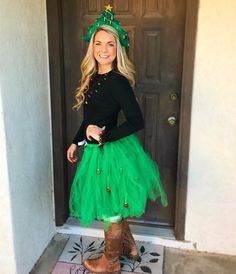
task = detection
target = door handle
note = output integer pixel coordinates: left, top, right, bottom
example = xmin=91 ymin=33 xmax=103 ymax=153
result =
xmin=167 ymin=116 xmax=177 ymax=127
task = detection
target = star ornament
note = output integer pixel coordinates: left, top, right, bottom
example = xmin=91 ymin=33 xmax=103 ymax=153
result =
xmin=105 ymin=4 xmax=113 ymax=11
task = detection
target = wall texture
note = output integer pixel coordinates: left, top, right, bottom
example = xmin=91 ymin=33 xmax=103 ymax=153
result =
xmin=0 ymin=92 xmax=16 ymax=274
xmin=0 ymin=1 xmax=55 ymax=273
xmin=186 ymin=0 xmax=236 ymax=255
xmin=1 ymin=1 xmax=236 ymax=273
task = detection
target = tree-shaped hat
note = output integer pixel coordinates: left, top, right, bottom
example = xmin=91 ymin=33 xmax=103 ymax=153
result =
xmin=83 ymin=5 xmax=129 ymax=48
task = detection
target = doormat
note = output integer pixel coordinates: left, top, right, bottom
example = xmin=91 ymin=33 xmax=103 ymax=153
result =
xmin=52 ymin=235 xmax=164 ymax=274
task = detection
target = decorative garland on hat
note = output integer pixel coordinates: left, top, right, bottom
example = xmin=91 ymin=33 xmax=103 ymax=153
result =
xmin=83 ymin=5 xmax=130 ymax=48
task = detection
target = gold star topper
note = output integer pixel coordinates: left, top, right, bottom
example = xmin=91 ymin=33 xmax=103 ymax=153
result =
xmin=105 ymin=4 xmax=113 ymax=11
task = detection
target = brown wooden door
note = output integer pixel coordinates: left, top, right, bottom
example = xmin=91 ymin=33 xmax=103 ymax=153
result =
xmin=61 ymin=0 xmax=186 ymax=228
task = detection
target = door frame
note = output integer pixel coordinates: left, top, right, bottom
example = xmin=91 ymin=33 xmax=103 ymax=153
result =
xmin=46 ymin=0 xmax=199 ymax=240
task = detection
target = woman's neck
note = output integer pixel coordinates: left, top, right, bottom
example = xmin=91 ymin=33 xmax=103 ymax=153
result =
xmin=97 ymin=65 xmax=113 ymax=75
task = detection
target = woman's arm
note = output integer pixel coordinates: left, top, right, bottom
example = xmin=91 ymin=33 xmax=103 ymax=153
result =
xmin=72 ymin=120 xmax=86 ymax=145
xmin=67 ymin=120 xmax=86 ymax=163
xmin=102 ymin=75 xmax=144 ymax=142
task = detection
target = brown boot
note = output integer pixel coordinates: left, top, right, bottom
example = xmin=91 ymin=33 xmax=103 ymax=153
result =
xmin=83 ymin=221 xmax=123 ymax=274
xmin=121 ymin=219 xmax=140 ymax=261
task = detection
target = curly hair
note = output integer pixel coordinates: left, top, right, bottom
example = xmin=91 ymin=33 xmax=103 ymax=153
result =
xmin=73 ymin=25 xmax=135 ymax=110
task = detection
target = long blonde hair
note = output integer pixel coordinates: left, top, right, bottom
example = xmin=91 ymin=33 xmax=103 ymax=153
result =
xmin=73 ymin=25 xmax=135 ymax=110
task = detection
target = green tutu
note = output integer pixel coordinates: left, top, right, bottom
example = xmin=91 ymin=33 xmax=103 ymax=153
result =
xmin=69 ymin=134 xmax=168 ymax=228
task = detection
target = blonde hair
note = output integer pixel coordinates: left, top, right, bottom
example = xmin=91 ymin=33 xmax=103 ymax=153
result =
xmin=73 ymin=25 xmax=135 ymax=110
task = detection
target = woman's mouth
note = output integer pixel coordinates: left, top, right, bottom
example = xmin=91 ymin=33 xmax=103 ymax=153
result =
xmin=99 ymin=55 xmax=109 ymax=59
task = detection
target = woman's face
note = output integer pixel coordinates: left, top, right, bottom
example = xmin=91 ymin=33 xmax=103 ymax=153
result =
xmin=93 ymin=30 xmax=117 ymax=71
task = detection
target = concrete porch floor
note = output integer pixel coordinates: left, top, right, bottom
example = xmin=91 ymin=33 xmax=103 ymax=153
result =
xmin=30 ymin=233 xmax=236 ymax=274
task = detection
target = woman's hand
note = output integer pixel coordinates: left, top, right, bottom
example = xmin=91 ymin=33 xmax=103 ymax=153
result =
xmin=67 ymin=143 xmax=79 ymax=163
xmin=86 ymin=125 xmax=105 ymax=141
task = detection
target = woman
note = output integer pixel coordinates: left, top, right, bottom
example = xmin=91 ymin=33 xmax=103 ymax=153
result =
xmin=67 ymin=5 xmax=168 ymax=274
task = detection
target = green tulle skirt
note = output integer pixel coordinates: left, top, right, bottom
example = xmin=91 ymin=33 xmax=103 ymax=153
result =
xmin=69 ymin=134 xmax=168 ymax=228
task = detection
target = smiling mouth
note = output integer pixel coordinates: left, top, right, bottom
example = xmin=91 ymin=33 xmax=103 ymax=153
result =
xmin=99 ymin=55 xmax=109 ymax=58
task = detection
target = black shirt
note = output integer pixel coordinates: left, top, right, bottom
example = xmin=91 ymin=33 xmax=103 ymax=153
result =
xmin=72 ymin=70 xmax=144 ymax=145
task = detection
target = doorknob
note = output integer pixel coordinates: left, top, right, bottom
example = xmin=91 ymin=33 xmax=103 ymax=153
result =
xmin=167 ymin=116 xmax=177 ymax=127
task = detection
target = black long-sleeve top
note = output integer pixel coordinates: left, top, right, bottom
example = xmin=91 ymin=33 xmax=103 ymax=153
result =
xmin=72 ymin=70 xmax=144 ymax=145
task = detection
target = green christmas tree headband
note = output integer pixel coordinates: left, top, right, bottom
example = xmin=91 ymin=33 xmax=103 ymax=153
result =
xmin=83 ymin=5 xmax=130 ymax=48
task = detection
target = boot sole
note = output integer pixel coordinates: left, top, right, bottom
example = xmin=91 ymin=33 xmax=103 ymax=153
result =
xmin=82 ymin=262 xmax=121 ymax=274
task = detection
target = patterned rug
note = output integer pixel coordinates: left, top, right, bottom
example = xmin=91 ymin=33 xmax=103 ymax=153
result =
xmin=52 ymin=235 xmax=164 ymax=274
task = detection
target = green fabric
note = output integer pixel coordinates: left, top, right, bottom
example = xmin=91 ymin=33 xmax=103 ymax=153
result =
xmin=69 ymin=134 xmax=168 ymax=229
xmin=103 ymin=214 xmax=122 ymax=231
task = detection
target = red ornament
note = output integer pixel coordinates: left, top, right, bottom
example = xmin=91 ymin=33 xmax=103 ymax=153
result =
xmin=124 ymin=202 xmax=128 ymax=208
xmin=106 ymin=187 xmax=111 ymax=193
xmin=99 ymin=130 xmax=105 ymax=145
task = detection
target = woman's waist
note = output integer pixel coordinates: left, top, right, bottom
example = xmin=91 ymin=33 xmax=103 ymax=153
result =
xmin=84 ymin=119 xmax=117 ymax=129
xmin=84 ymin=120 xmax=117 ymax=144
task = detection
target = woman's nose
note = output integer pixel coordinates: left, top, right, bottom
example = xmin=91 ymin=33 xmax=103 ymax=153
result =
xmin=101 ymin=45 xmax=108 ymax=53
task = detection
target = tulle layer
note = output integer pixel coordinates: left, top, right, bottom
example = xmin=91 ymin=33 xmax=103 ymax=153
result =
xmin=69 ymin=134 xmax=168 ymax=227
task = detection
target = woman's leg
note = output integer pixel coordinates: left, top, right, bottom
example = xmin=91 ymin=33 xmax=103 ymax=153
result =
xmin=83 ymin=217 xmax=123 ymax=274
xmin=121 ymin=218 xmax=140 ymax=260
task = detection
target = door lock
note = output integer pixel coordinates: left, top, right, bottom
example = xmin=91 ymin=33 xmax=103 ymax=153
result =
xmin=170 ymin=93 xmax=179 ymax=101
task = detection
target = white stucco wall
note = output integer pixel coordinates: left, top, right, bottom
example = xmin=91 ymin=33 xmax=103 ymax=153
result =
xmin=0 ymin=1 xmax=55 ymax=273
xmin=186 ymin=0 xmax=236 ymax=255
xmin=0 ymin=92 xmax=16 ymax=274
xmin=1 ymin=1 xmax=236 ymax=273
